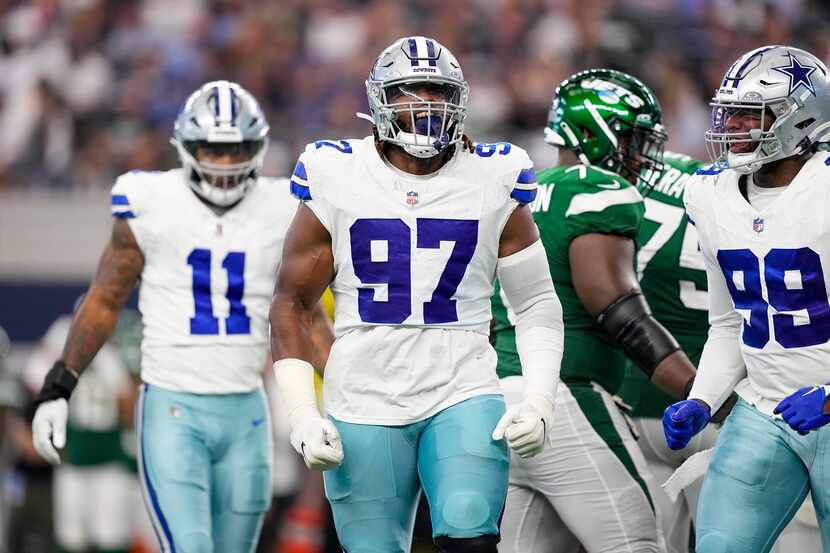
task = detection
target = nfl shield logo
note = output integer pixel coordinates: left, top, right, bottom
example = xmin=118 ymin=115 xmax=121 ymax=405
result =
xmin=752 ymin=217 xmax=764 ymax=233
xmin=406 ymin=191 xmax=419 ymax=205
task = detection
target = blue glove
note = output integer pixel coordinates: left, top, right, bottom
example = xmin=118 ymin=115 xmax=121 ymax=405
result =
xmin=663 ymin=400 xmax=711 ymax=450
xmin=774 ymin=385 xmax=830 ymax=435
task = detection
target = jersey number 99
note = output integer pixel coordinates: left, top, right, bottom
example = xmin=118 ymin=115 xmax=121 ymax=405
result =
xmin=718 ymin=247 xmax=830 ymax=349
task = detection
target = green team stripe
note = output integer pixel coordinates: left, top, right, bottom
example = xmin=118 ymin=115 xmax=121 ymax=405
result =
xmin=565 ymin=187 xmax=643 ymax=217
xmin=566 ymin=382 xmax=655 ymax=512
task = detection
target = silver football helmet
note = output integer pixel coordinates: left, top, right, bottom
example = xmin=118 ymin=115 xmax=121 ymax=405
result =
xmin=366 ymin=36 xmax=469 ymax=158
xmin=706 ymin=45 xmax=830 ymax=174
xmin=172 ymin=81 xmax=269 ymax=206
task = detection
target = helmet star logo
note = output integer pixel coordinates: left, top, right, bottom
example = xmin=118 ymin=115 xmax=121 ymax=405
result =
xmin=772 ymin=53 xmax=817 ymax=96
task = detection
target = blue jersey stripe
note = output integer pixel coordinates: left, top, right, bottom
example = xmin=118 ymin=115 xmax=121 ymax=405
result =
xmin=112 ymin=210 xmax=136 ymax=219
xmin=293 ymin=161 xmax=308 ymax=180
xmin=687 ymin=213 xmax=696 ymax=226
xmin=291 ymin=180 xmax=312 ymax=201
xmin=516 ymin=168 xmax=536 ymax=185
xmin=111 ymin=194 xmax=130 ymax=206
xmin=511 ymin=187 xmax=537 ymax=204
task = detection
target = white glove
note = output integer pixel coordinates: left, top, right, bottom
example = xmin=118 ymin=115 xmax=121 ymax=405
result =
xmin=288 ymin=405 xmax=344 ymax=471
xmin=492 ymin=393 xmax=554 ymax=458
xmin=32 ymin=398 xmax=68 ymax=465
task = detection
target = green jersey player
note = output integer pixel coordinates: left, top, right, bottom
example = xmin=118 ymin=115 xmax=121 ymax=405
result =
xmin=618 ymin=151 xmax=708 ymax=417
xmin=495 ymin=69 xmax=698 ymax=553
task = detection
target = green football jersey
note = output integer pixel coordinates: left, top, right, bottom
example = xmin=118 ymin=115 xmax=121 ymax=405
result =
xmin=492 ymin=164 xmax=644 ymax=394
xmin=617 ymin=151 xmax=708 ymax=417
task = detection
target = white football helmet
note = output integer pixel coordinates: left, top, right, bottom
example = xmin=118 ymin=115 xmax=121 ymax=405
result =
xmin=172 ymin=81 xmax=269 ymax=206
xmin=706 ymin=45 xmax=830 ymax=174
xmin=366 ymin=36 xmax=469 ymax=158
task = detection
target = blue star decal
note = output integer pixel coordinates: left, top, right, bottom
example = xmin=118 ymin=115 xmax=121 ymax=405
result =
xmin=772 ymin=53 xmax=817 ymax=96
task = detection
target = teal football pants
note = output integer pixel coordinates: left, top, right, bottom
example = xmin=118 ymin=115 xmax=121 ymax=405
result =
xmin=697 ymin=398 xmax=830 ymax=553
xmin=137 ymin=384 xmax=273 ymax=553
xmin=324 ymin=394 xmax=509 ymax=553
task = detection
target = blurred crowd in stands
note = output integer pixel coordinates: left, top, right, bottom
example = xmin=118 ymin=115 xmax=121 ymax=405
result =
xmin=0 ymin=0 xmax=827 ymax=192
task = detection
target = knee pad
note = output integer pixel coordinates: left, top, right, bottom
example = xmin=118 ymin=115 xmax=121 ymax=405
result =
xmin=440 ymin=491 xmax=494 ymax=531
xmin=696 ymin=532 xmax=734 ymax=553
xmin=435 ymin=535 xmax=499 ymax=553
xmin=176 ymin=530 xmax=213 ymax=553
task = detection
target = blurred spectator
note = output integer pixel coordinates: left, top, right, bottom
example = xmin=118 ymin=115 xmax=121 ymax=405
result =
xmin=0 ymin=0 xmax=826 ymax=191
xmin=0 ymin=326 xmax=21 ymax=553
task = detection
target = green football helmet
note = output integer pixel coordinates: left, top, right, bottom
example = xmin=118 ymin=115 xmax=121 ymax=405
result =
xmin=545 ymin=69 xmax=667 ymax=186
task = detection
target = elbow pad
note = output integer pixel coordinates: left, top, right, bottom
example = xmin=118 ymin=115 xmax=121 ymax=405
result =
xmin=598 ymin=291 xmax=680 ymax=377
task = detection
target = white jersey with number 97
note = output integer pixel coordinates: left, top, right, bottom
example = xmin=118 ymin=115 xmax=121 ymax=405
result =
xmin=111 ymin=169 xmax=298 ymax=394
xmin=291 ymin=136 xmax=537 ymax=424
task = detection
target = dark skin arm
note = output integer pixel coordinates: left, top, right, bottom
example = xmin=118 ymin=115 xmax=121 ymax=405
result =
xmin=309 ymin=302 xmax=335 ymax=375
xmin=270 ymin=204 xmax=335 ymax=363
xmin=570 ymin=233 xmax=695 ymax=399
xmin=61 ymin=219 xmax=144 ymax=375
xmin=498 ymin=204 xmax=541 ymax=258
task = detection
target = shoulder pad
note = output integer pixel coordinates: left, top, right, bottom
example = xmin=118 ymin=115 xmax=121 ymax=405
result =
xmin=304 ymin=138 xmax=362 ymax=164
xmin=110 ymin=170 xmax=152 ymax=219
xmin=292 ymin=138 xmax=364 ymax=202
xmin=558 ymin=164 xmax=631 ymax=189
xmin=469 ymin=142 xmax=538 ymax=205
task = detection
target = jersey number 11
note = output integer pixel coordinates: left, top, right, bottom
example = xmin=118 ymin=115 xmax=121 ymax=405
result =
xmin=187 ymin=248 xmax=250 ymax=335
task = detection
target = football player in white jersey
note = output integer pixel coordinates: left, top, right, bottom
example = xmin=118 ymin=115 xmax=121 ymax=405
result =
xmin=29 ymin=81 xmax=333 ymax=553
xmin=270 ymin=36 xmax=564 ymax=553
xmin=663 ymin=45 xmax=830 ymax=552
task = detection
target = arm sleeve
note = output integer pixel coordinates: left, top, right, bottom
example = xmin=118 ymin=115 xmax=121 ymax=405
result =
xmin=687 ymin=205 xmax=746 ymax=412
xmin=497 ymin=240 xmax=564 ymax=403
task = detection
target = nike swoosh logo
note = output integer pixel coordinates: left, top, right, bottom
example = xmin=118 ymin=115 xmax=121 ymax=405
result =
xmin=596 ymin=182 xmax=622 ymax=190
xmin=252 ymin=417 xmax=265 ymax=427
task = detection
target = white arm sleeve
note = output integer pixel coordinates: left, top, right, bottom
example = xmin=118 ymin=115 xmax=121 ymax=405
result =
xmin=689 ymin=241 xmax=746 ymax=412
xmin=272 ymin=358 xmax=320 ymax=419
xmin=497 ymin=240 xmax=564 ymax=404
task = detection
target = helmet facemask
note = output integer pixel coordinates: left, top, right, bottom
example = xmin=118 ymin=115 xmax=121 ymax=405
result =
xmin=705 ymin=99 xmax=786 ymax=174
xmin=375 ymin=80 xmax=467 ymax=158
xmin=615 ymin=121 xmax=668 ymax=191
xmin=173 ymin=80 xmax=270 ymax=208
xmin=176 ymin=139 xmax=268 ymax=207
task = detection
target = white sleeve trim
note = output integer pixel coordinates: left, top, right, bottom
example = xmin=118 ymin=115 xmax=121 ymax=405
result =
xmin=565 ymin=186 xmax=642 ymax=217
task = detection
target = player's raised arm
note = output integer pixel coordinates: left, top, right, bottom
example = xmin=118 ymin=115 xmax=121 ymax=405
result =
xmin=492 ymin=204 xmax=564 ymax=458
xmin=270 ymin=203 xmax=342 ymax=471
xmin=570 ymin=230 xmax=695 ymax=400
xmin=32 ymin=218 xmax=144 ymax=464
